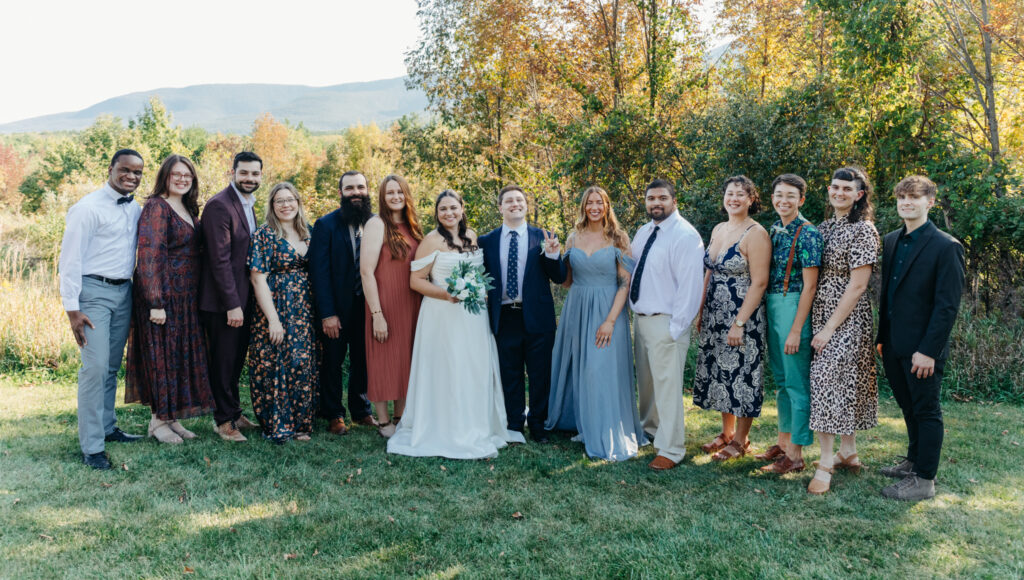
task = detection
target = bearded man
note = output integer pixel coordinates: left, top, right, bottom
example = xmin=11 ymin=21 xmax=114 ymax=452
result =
xmin=309 ymin=171 xmax=378 ymax=434
xmin=199 ymin=151 xmax=264 ymax=442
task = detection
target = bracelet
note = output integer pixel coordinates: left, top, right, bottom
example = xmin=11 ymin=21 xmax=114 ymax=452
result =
xmin=371 ymin=310 xmax=383 ymax=316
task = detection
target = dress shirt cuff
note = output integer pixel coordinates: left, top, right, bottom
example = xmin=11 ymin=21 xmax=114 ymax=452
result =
xmin=63 ymin=298 xmax=80 ymax=312
xmin=543 ymin=249 xmax=561 ymax=260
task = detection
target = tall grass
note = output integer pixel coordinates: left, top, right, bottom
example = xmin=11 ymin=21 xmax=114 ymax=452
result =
xmin=945 ymin=307 xmax=1024 ymax=403
xmin=0 ymin=243 xmax=79 ymax=377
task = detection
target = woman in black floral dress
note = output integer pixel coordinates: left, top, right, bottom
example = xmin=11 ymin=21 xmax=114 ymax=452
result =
xmin=248 ymin=182 xmax=318 ymax=443
xmin=693 ymin=175 xmax=771 ymax=461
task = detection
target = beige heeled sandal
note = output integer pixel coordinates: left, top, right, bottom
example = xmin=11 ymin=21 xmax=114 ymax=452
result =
xmin=149 ymin=418 xmax=183 ymax=444
xmin=167 ymin=420 xmax=197 ymax=440
xmin=807 ymin=466 xmax=834 ymax=495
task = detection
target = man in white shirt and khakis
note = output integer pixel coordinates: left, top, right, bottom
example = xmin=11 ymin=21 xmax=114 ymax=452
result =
xmin=629 ymin=179 xmax=705 ymax=470
xmin=59 ymin=149 xmax=146 ymax=470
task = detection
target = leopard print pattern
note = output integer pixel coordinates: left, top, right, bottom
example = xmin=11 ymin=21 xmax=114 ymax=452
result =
xmin=809 ymin=217 xmax=880 ymax=435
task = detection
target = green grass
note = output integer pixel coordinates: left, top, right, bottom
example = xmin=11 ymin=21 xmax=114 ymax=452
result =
xmin=1 ymin=375 xmax=1022 ymax=579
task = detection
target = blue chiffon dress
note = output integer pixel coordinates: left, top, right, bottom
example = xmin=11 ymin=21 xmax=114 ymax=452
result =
xmin=546 ymin=246 xmax=647 ymax=461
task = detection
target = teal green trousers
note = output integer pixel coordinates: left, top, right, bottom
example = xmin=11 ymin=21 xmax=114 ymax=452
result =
xmin=766 ymin=293 xmax=813 ymax=446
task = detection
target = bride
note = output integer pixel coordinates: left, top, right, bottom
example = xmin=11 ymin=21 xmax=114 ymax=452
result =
xmin=387 ymin=190 xmax=525 ymax=459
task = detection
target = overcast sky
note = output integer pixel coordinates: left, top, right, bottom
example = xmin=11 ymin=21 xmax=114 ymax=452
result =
xmin=1 ymin=0 xmax=722 ymax=125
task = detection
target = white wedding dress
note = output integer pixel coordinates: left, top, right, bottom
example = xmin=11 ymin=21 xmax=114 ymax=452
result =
xmin=387 ymin=249 xmax=525 ymax=459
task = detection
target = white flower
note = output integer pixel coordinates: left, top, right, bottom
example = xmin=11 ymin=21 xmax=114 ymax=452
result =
xmin=455 ymin=278 xmax=467 ymax=291
xmin=458 ymin=289 xmax=471 ymax=300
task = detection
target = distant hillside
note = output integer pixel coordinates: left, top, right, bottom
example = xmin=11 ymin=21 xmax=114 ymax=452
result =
xmin=0 ymin=77 xmax=428 ymax=134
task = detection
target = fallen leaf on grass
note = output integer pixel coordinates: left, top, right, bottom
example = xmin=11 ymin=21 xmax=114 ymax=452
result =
xmin=284 ymin=553 xmax=299 ymax=560
xmin=183 ymin=566 xmax=194 ymax=574
xmin=345 ymin=474 xmax=353 ymax=484
xmin=487 ymin=479 xmax=495 ymax=484
xmin=274 ymin=482 xmax=280 ymax=488
xmin=947 ymin=458 xmax=957 ymax=464
xmin=38 ymin=534 xmax=53 ymax=541
xmin=499 ymin=551 xmax=505 ymax=557
xmin=388 ymin=516 xmax=395 ymax=523
xmin=490 ymin=465 xmax=494 ymax=471
xmin=121 ymin=463 xmax=129 ymax=471
xmin=204 ymin=457 xmax=211 ymax=467
xmin=357 ymin=468 xmax=362 ymax=475
xmin=12 ymin=498 xmax=20 ymax=505
xmin=312 ymin=549 xmax=319 ymax=557
xmin=1013 ymin=442 xmax=1020 ymax=446
xmin=752 ymin=524 xmax=766 ymax=532
xmin=100 ymin=482 xmax=112 ymax=488
xmin=969 ymin=478 xmax=979 ymax=483
xmin=229 ymin=527 xmax=237 ymax=533
xmin=408 ymin=507 xmax=418 ymax=512
xmin=440 ymin=465 xmax=447 ymax=471
xmin=1002 ymin=430 xmax=1009 ymax=436
xmin=511 ymin=511 xmax=524 ymax=520
xmin=893 ymin=552 xmax=900 ymax=559
xmin=618 ymin=480 xmax=627 ymax=485
xmin=335 ymin=459 xmax=342 ymax=463
xmin=754 ymin=489 xmax=765 ymax=494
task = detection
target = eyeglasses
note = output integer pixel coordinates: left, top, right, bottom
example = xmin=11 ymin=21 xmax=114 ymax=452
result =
xmin=170 ymin=172 xmax=193 ymax=182
xmin=274 ymin=197 xmax=298 ymax=206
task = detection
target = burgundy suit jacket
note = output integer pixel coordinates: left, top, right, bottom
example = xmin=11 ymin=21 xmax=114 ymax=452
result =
xmin=199 ymin=185 xmax=255 ymax=313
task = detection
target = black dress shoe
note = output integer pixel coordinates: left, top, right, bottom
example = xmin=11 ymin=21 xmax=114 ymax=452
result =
xmin=104 ymin=427 xmax=143 ymax=443
xmin=82 ymin=452 xmax=112 ymax=470
xmin=530 ymin=430 xmax=552 ymax=444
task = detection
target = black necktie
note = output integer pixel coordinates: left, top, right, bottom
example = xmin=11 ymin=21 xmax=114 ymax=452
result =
xmin=354 ymin=227 xmax=363 ymax=295
xmin=630 ymin=225 xmax=659 ymax=303
xmin=506 ymin=231 xmax=519 ymax=301
xmin=116 ymin=195 xmax=134 ymax=205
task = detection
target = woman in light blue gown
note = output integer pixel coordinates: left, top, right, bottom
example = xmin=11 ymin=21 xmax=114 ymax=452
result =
xmin=546 ymin=186 xmax=647 ymax=461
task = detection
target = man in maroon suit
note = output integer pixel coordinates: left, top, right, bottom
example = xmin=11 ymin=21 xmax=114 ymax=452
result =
xmin=200 ymin=151 xmax=263 ymax=442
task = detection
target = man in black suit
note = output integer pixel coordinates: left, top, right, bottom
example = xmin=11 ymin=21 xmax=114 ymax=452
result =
xmin=479 ymin=184 xmax=567 ymax=442
xmin=309 ymin=171 xmax=377 ymax=435
xmin=877 ymin=175 xmax=965 ymax=501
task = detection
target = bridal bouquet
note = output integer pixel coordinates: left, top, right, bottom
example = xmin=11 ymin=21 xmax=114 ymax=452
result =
xmin=445 ymin=261 xmax=494 ymax=315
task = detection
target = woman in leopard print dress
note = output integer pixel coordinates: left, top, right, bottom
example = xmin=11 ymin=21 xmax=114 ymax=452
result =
xmin=807 ymin=167 xmax=880 ymax=495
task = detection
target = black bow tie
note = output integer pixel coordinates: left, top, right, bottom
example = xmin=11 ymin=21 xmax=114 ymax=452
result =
xmin=116 ymin=195 xmax=135 ymax=205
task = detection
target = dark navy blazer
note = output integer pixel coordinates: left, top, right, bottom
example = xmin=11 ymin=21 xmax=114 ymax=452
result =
xmin=479 ymin=225 xmax=567 ymax=335
xmin=309 ymin=208 xmax=362 ymax=326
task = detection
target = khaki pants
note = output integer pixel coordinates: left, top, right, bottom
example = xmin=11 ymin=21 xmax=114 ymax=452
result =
xmin=634 ymin=313 xmax=690 ymax=463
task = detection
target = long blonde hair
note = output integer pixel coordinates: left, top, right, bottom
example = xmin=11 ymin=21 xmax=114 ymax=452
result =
xmin=265 ymin=182 xmax=311 ymax=240
xmin=574 ymin=186 xmax=630 ymax=252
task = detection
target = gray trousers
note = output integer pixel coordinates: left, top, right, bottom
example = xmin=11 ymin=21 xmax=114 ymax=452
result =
xmin=77 ymin=277 xmax=132 ymax=455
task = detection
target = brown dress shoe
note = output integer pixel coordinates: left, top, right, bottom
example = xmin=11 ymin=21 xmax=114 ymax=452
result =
xmin=354 ymin=415 xmax=379 ymax=427
xmin=754 ymin=444 xmax=785 ymax=462
xmin=234 ymin=415 xmax=259 ymax=430
xmin=760 ymin=455 xmax=805 ymax=474
xmin=328 ymin=418 xmax=348 ymax=435
xmin=214 ymin=421 xmax=247 ymax=442
xmin=648 ymin=455 xmax=679 ymax=471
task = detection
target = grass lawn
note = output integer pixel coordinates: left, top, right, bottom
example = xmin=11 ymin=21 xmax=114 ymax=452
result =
xmin=1 ymin=375 xmax=1022 ymax=579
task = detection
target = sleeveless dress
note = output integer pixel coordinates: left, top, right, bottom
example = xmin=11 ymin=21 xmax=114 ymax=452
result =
xmin=387 ymin=249 xmax=526 ymax=459
xmin=546 ymin=246 xmax=647 ymax=461
xmin=126 ymin=197 xmax=213 ymax=420
xmin=246 ymin=225 xmax=319 ymax=442
xmin=364 ymin=222 xmax=422 ymax=402
xmin=693 ymin=227 xmax=766 ymax=418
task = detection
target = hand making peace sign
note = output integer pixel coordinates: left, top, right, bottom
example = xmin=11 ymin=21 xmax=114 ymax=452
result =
xmin=542 ymin=229 xmax=561 ymax=255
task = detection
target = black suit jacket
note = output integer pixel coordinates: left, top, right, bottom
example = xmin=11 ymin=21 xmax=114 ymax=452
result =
xmin=480 ymin=225 xmax=567 ymax=335
xmin=877 ymin=220 xmax=965 ymax=360
xmin=199 ymin=186 xmax=255 ymax=313
xmin=309 ymin=208 xmax=367 ymax=326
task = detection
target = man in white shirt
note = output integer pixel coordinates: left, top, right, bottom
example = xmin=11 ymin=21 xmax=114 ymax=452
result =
xmin=59 ymin=149 xmax=146 ymax=470
xmin=629 ymin=179 xmax=705 ymax=470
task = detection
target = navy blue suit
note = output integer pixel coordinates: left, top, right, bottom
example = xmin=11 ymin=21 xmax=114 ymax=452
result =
xmin=480 ymin=225 xmax=567 ymax=433
xmin=309 ymin=208 xmax=372 ymax=422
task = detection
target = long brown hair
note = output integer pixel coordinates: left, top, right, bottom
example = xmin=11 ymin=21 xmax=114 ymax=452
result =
xmin=378 ymin=174 xmax=424 ymax=259
xmin=574 ymin=186 xmax=630 ymax=252
xmin=265 ymin=182 xmax=311 ymax=240
xmin=435 ymin=190 xmax=475 ymax=252
xmin=149 ymin=154 xmax=200 ymax=216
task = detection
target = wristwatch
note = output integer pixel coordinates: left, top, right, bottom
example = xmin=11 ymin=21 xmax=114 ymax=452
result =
xmin=733 ymin=319 xmax=746 ymax=328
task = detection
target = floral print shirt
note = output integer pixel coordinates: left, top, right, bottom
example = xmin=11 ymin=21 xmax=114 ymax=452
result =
xmin=768 ymin=215 xmax=823 ymax=295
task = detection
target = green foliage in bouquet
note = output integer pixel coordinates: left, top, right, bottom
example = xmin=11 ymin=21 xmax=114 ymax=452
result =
xmin=444 ymin=260 xmax=494 ymax=315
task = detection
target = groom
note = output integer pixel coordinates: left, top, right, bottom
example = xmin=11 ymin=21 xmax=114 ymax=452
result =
xmin=480 ymin=184 xmax=567 ymax=443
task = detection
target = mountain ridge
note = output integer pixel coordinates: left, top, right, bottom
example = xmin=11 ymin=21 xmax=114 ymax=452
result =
xmin=0 ymin=77 xmax=428 ymax=134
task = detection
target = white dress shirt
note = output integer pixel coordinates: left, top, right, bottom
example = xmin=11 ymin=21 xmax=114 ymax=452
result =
xmin=59 ymin=183 xmax=142 ymax=311
xmin=629 ymin=210 xmax=705 ymax=341
xmin=499 ymin=222 xmax=561 ymax=304
xmin=231 ymin=182 xmax=256 ymax=235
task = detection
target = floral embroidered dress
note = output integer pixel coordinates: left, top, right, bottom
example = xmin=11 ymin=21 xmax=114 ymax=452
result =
xmin=693 ymin=226 xmax=766 ymax=418
xmin=126 ymin=197 xmax=213 ymax=420
xmin=247 ymin=225 xmax=319 ymax=442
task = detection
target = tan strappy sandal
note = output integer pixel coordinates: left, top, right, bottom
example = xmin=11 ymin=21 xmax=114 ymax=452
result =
xmin=167 ymin=420 xmax=197 ymax=440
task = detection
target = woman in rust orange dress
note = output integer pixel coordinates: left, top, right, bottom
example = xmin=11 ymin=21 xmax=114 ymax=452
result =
xmin=360 ymin=174 xmax=424 ymax=437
